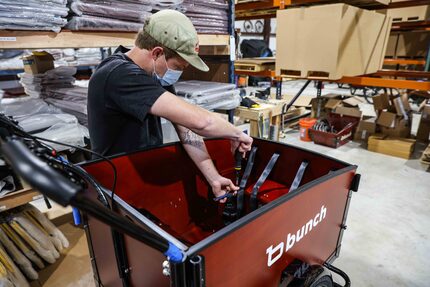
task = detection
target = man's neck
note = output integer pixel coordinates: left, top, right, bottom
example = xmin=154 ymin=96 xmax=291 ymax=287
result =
xmin=125 ymin=47 xmax=153 ymax=75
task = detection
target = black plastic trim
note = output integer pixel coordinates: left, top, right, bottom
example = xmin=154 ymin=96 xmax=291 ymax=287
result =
xmin=350 ymin=173 xmax=361 ymax=192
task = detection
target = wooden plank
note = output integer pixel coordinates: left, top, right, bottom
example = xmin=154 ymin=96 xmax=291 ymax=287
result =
xmin=0 ymin=188 xmax=41 ymax=212
xmin=0 ymin=30 xmax=229 ymax=49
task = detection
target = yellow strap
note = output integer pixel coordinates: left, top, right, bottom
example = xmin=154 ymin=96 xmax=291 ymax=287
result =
xmin=0 ymin=261 xmax=7 ymax=277
xmin=0 ymin=247 xmax=13 ymax=272
xmin=0 ymin=224 xmax=30 ymax=253
xmin=9 ymin=222 xmax=38 ymax=251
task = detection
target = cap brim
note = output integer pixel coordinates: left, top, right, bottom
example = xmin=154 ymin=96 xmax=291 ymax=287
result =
xmin=178 ymin=52 xmax=209 ymax=72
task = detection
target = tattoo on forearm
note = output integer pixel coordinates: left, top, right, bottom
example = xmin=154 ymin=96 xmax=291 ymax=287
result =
xmin=182 ymin=129 xmax=204 ymax=148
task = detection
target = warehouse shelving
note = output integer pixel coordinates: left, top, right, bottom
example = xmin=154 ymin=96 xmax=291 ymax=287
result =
xmin=235 ymin=0 xmax=430 ymax=92
xmin=236 ymin=0 xmax=389 ymax=20
xmin=0 ymin=187 xmax=41 ymax=212
xmin=336 ymin=75 xmax=430 ymax=91
xmin=0 ymin=30 xmax=230 ymax=53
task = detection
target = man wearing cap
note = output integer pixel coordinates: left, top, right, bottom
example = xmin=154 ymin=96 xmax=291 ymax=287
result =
xmin=88 ymin=10 xmax=253 ymax=202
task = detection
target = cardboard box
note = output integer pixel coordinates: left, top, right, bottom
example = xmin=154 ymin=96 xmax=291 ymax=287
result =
xmin=420 ymin=144 xmax=430 ymax=166
xmin=325 ymin=99 xmax=343 ymax=110
xmin=417 ymin=105 xmax=430 ymax=141
xmin=354 ymin=118 xmax=377 ymax=142
xmin=381 ymin=118 xmax=411 ymax=138
xmin=334 ymin=106 xmax=362 ymax=118
xmin=276 ymin=4 xmax=392 ymax=80
xmin=343 ymin=96 xmax=365 ymax=107
xmin=373 ymin=93 xmax=391 ymax=111
xmin=283 ymin=95 xmax=313 ymax=107
xmin=368 ymin=135 xmax=416 ymax=159
xmin=377 ymin=111 xmax=397 ymax=128
xmin=380 ymin=5 xmax=430 ymax=23
xmin=384 ymin=33 xmax=397 ymax=57
xmin=395 ymin=31 xmax=430 ymax=58
xmin=22 ymin=51 xmax=54 ymax=75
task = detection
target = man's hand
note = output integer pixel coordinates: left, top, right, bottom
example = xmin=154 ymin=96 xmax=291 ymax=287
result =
xmin=231 ymin=132 xmax=253 ymax=155
xmin=210 ymin=176 xmax=239 ymax=204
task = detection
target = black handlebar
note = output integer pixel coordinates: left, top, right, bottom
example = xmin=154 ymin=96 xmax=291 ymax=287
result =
xmin=0 ymin=138 xmax=80 ymax=206
xmin=0 ymin=137 xmax=183 ymax=262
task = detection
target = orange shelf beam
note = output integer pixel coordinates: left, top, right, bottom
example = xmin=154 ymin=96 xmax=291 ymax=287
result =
xmin=236 ymin=0 xmax=285 ymax=11
xmin=337 ymin=76 xmax=430 ymax=91
xmin=235 ymin=69 xmax=276 ymax=77
xmin=383 ymin=59 xmax=426 ymax=66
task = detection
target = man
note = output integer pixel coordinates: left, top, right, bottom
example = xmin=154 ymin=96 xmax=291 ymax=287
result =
xmin=88 ymin=10 xmax=253 ymax=202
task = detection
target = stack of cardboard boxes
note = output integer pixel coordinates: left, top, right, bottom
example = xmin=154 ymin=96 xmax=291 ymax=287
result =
xmin=311 ymin=94 xmax=363 ymax=120
xmin=353 ymin=93 xmax=425 ymax=159
xmin=276 ymin=4 xmax=392 ymax=80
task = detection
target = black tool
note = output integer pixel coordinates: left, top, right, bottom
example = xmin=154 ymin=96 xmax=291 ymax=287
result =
xmin=234 ymin=150 xmax=243 ymax=186
xmin=241 ymin=97 xmax=260 ymax=109
xmin=222 ymin=150 xmax=243 ymax=225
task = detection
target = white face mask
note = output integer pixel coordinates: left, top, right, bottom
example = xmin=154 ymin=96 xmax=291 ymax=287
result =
xmin=153 ymin=56 xmax=183 ymax=86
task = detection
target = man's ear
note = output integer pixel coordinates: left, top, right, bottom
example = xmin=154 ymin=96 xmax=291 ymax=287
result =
xmin=151 ymin=47 xmax=164 ymax=60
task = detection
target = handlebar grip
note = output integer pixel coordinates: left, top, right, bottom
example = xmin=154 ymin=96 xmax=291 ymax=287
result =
xmin=0 ymin=139 xmax=80 ymax=206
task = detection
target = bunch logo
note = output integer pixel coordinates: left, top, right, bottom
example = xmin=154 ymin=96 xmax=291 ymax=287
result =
xmin=266 ymin=205 xmax=327 ymax=267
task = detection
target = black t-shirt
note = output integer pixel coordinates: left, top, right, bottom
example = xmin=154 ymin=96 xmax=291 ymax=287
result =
xmin=87 ymin=46 xmax=173 ymax=156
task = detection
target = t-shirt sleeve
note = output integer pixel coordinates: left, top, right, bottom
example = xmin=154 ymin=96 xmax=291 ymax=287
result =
xmin=106 ymin=64 xmax=166 ymax=122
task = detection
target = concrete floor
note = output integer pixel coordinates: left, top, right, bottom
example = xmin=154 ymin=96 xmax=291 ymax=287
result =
xmin=280 ymin=131 xmax=430 ymax=287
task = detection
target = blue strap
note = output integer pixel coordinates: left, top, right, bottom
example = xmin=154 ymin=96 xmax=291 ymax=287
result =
xmin=164 ymin=242 xmax=184 ymax=263
xmin=213 ymin=192 xmax=234 ymax=202
xmin=72 ymin=207 xmax=82 ymax=225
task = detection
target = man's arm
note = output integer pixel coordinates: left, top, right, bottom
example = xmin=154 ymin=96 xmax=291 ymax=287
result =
xmin=150 ymin=91 xmax=252 ymax=153
xmin=174 ymin=124 xmax=237 ymax=203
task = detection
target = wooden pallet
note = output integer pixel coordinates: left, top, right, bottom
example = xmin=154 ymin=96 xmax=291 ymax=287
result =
xmin=381 ymin=5 xmax=430 ymax=23
xmin=279 ymin=69 xmax=336 ymax=80
xmin=235 ymin=57 xmax=276 ymax=72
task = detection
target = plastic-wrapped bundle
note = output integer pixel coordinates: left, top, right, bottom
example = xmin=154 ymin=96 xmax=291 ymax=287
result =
xmin=200 ymin=93 xmax=240 ymax=110
xmin=177 ymin=0 xmax=229 ymax=34
xmin=174 ymin=80 xmax=235 ymax=98
xmin=0 ymin=98 xmax=62 ymax=120
xmin=183 ymin=0 xmax=228 ymax=10
xmin=0 ymin=1 xmax=69 ymax=33
xmin=43 ymin=86 xmax=88 ymax=126
xmin=34 ymin=122 xmax=89 ymax=151
xmin=66 ymin=15 xmax=143 ymax=32
xmin=186 ymin=89 xmax=239 ymax=105
xmin=18 ymin=66 xmax=77 ymax=98
xmin=174 ymin=80 xmax=240 ymax=111
xmin=70 ymin=0 xmax=152 ymax=23
xmin=75 ymin=48 xmax=101 ymax=66
xmin=18 ymin=113 xmax=78 ymax=133
xmin=153 ymin=0 xmax=184 ymax=10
